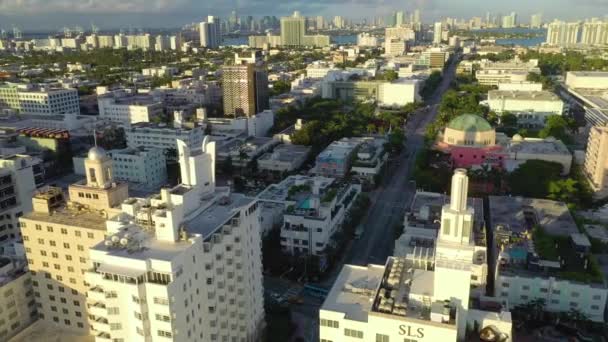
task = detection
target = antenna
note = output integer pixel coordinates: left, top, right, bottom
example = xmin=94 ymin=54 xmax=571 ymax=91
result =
xmin=93 ymin=128 xmax=98 ymax=147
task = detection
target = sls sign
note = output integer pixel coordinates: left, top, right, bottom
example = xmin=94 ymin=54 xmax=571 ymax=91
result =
xmin=398 ymin=325 xmax=425 ymax=339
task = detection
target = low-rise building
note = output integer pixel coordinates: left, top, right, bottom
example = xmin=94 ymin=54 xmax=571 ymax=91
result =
xmin=497 ymin=81 xmax=543 ymax=92
xmin=351 ymin=136 xmax=388 ymax=183
xmin=258 ymin=175 xmax=361 ymax=257
xmin=74 ymin=147 xmax=167 ymax=189
xmin=473 ymin=59 xmax=540 ymax=86
xmin=487 ymin=90 xmax=565 ymax=128
xmin=257 ymin=144 xmax=311 ymax=173
xmin=0 ymin=83 xmax=80 ymax=116
xmin=489 ymin=196 xmax=607 ymax=322
xmin=125 ymin=122 xmax=204 ymax=158
xmin=313 ymin=137 xmax=363 ymax=178
xmin=216 ymin=137 xmax=279 ymax=167
xmin=563 ymin=72 xmax=608 ymax=126
xmin=98 ymin=91 xmax=163 ymax=124
xmin=565 ymin=71 xmax=608 ymax=89
xmin=141 ymin=66 xmax=179 ymax=78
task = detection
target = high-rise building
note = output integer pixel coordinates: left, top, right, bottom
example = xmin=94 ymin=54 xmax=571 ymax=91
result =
xmin=0 ymin=84 xmax=80 ymax=116
xmin=530 ymin=13 xmax=543 ymax=28
xmin=222 ymin=51 xmax=269 ymax=117
xmin=20 ymin=147 xmax=129 ymax=333
xmin=333 ymin=16 xmax=345 ymax=29
xmin=280 ymin=11 xmax=306 ymax=46
xmin=413 ymin=9 xmax=421 ymax=24
xmin=395 ymin=11 xmax=405 ymax=27
xmin=584 ymin=125 xmax=608 ymax=194
xmin=546 ymin=20 xmax=581 ymax=46
xmin=501 ymin=12 xmax=517 ymax=28
xmin=85 ymin=138 xmax=265 ymax=341
xmin=433 ymin=22 xmax=443 ymax=44
xmin=316 ymin=16 xmax=325 ymax=30
xmin=581 ymin=18 xmax=608 ymax=46
xmin=0 ymin=155 xmax=39 ymax=242
xmin=200 ymin=16 xmax=221 ymax=48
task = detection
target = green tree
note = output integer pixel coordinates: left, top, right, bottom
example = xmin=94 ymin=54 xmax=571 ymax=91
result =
xmin=270 ymin=80 xmax=292 ymax=96
xmin=539 ymin=115 xmax=571 ymax=143
xmin=500 ymin=112 xmax=518 ymax=127
xmin=507 ymin=160 xmax=563 ymax=198
xmin=387 ymin=128 xmax=405 ymax=153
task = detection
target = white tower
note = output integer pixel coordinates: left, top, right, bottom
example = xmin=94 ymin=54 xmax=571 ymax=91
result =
xmin=439 ymin=168 xmax=475 ymax=245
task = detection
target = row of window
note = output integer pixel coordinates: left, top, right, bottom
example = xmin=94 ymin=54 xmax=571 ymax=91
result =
xmin=501 ymin=283 xmax=603 ymax=300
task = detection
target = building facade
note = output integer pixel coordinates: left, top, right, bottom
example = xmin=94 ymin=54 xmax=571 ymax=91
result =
xmin=0 ymin=155 xmax=38 ymax=242
xmin=0 ymin=84 xmax=80 ymax=116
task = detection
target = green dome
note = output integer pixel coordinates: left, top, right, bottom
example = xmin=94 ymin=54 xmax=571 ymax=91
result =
xmin=447 ymin=114 xmax=493 ymax=132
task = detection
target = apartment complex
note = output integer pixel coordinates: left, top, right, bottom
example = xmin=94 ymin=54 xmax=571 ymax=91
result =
xmin=125 ymin=122 xmax=204 ymax=156
xmin=222 ymin=52 xmax=269 ymax=117
xmin=98 ymin=93 xmax=164 ymax=124
xmin=563 ymin=71 xmax=608 ymax=126
xmin=0 ymin=155 xmax=39 ymax=242
xmin=546 ymin=20 xmax=582 ymax=46
xmin=487 ymin=90 xmax=565 ymax=128
xmin=0 ymin=83 xmax=80 ymax=116
xmin=584 ymin=126 xmax=608 ymax=195
xmin=0 ymin=242 xmax=37 ymax=340
xmin=249 ymin=11 xmax=330 ymax=48
xmin=20 ymin=147 xmax=129 ymax=333
xmin=257 ymin=175 xmax=361 ymax=256
xmin=85 ymin=138 xmax=265 ymax=341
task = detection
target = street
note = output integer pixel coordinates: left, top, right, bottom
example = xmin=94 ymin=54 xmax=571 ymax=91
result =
xmin=270 ymin=54 xmax=460 ymax=342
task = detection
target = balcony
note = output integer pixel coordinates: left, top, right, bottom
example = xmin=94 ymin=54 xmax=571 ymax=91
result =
xmin=88 ymin=302 xmax=107 ymax=317
xmin=88 ymin=287 xmax=105 ymax=302
xmin=90 ymin=316 xmax=110 ymax=333
xmin=96 ymin=332 xmax=111 ymax=341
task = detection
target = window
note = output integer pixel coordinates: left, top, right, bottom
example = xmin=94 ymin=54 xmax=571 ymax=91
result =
xmin=110 ymin=323 xmax=122 ymax=330
xmin=320 ymin=319 xmax=339 ymax=328
xmin=592 ymin=305 xmax=600 ymax=310
xmin=153 ymin=297 xmax=169 ymax=305
xmin=46 ymin=226 xmax=53 ymax=232
xmin=501 ymin=282 xmax=509 ymax=288
xmin=552 ymin=289 xmax=561 ymax=295
xmin=539 ymin=288 xmax=548 ymax=293
xmin=344 ymin=329 xmax=363 ymax=339
xmin=75 ymin=231 xmax=81 ymax=237
xmin=60 ymin=228 xmax=67 ymax=235
xmin=522 ymin=285 xmax=530 ymax=291
xmin=571 ymin=292 xmax=580 ymax=298
xmin=157 ymin=330 xmax=172 ymax=338
xmin=376 ymin=334 xmax=389 ymax=342
xmin=592 ymin=295 xmax=602 ymax=300
xmin=87 ymin=233 xmax=94 ymax=239
xmin=155 ymin=314 xmax=171 ymax=322
xmin=570 ymin=302 xmax=578 ymax=308
xmin=107 ymin=307 xmax=119 ymax=315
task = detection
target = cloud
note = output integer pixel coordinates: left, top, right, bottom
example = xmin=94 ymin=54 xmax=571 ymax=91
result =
xmin=0 ymin=0 xmax=191 ymax=14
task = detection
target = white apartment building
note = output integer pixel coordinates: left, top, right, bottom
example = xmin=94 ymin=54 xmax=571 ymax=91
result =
xmin=565 ymin=71 xmax=608 ymax=89
xmin=85 ymin=138 xmax=265 ymax=341
xmin=306 ymin=61 xmax=338 ymax=79
xmin=379 ymin=80 xmax=421 ymax=107
xmin=257 ymin=144 xmax=311 ymax=173
xmin=584 ymin=126 xmax=608 ymax=195
xmin=384 ymin=38 xmax=407 ymax=57
xmin=125 ymin=122 xmax=204 ymax=157
xmin=258 ymin=176 xmax=361 ymax=256
xmin=505 ymin=135 xmax=573 ymax=175
xmin=581 ymin=19 xmax=608 ymax=46
xmin=357 ymin=33 xmax=378 ymax=47
xmin=487 ymin=90 xmax=565 ymax=127
xmin=320 ymin=170 xmax=512 ymax=342
xmin=497 ymin=82 xmax=543 ymax=92
xmin=200 ymin=16 xmax=221 ymax=48
xmin=98 ymin=93 xmax=163 ymax=124
xmin=546 ymin=20 xmax=581 ymax=46
xmin=0 ymin=84 xmax=80 ymax=116
xmin=0 ymin=155 xmax=38 ymax=242
xmin=0 ymin=242 xmax=37 ymax=341
xmin=74 ymin=147 xmax=167 ymax=189
xmin=351 ymin=136 xmax=388 ymax=183
xmin=490 ymin=196 xmax=607 ymax=322
xmin=476 ymin=70 xmax=529 ymax=86
xmin=142 ymin=66 xmax=179 ymax=78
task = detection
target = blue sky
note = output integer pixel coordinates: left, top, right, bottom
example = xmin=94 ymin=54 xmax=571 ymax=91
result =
xmin=0 ymin=0 xmax=606 ymax=30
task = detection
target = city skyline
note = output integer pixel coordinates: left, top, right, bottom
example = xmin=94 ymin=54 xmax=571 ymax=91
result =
xmin=0 ymin=0 xmax=607 ymax=30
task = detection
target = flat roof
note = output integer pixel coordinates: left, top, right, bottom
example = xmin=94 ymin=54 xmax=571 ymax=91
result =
xmin=184 ymin=193 xmax=254 ymax=238
xmin=489 ymin=196 xmax=578 ymax=237
xmin=488 ymin=90 xmax=561 ymax=102
xmin=321 ymin=263 xmax=385 ymax=322
xmin=507 ymin=138 xmax=570 ymax=155
xmin=568 ymin=71 xmax=608 ymax=77
xmin=258 ymin=144 xmax=310 ymax=162
xmin=22 ymin=207 xmax=107 ymax=231
xmin=9 ymin=319 xmax=94 ymax=342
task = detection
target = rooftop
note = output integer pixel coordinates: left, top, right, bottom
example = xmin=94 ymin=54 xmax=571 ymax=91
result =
xmin=22 ymin=205 xmax=108 ymax=231
xmin=488 ymin=90 xmax=562 ymax=102
xmin=489 ymin=196 xmax=578 ymax=237
xmin=507 ymin=136 xmax=570 ymax=155
xmin=258 ymin=144 xmax=310 ymax=163
xmin=568 ymin=71 xmax=608 ymax=77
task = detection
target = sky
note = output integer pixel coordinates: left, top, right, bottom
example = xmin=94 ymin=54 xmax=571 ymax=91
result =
xmin=0 ymin=0 xmax=607 ymax=31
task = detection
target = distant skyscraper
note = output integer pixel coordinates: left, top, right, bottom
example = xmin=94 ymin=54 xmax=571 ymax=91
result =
xmin=501 ymin=12 xmax=517 ymax=28
xmin=281 ymin=11 xmax=306 ymax=46
xmin=530 ymin=13 xmax=543 ymax=28
xmin=581 ymin=18 xmax=608 ymax=46
xmin=546 ymin=20 xmax=581 ymax=46
xmin=433 ymin=22 xmax=443 ymax=44
xmin=316 ymin=16 xmax=325 ymax=30
xmin=395 ymin=11 xmax=405 ymax=27
xmin=200 ymin=15 xmax=221 ymax=48
xmin=229 ymin=10 xmax=238 ymax=30
xmin=333 ymin=16 xmax=345 ymax=29
xmin=413 ymin=9 xmax=421 ymax=24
